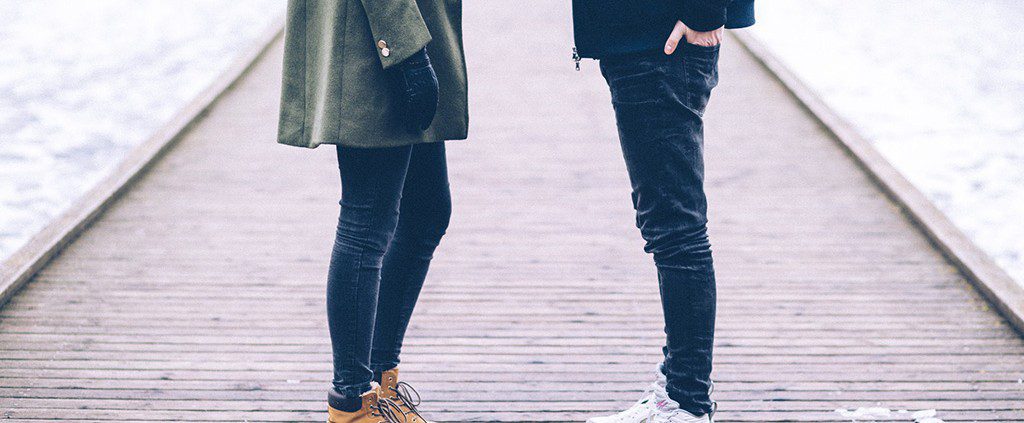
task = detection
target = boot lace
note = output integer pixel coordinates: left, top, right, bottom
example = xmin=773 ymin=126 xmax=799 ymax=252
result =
xmin=376 ymin=397 xmax=407 ymax=423
xmin=392 ymin=381 xmax=423 ymax=410
xmin=378 ymin=381 xmax=427 ymax=422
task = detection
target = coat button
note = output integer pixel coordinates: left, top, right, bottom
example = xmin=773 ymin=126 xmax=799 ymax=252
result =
xmin=377 ymin=40 xmax=391 ymax=57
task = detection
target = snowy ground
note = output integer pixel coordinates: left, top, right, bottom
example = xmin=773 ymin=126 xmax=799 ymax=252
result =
xmin=835 ymin=407 xmax=945 ymax=423
xmin=750 ymin=0 xmax=1024 ymax=286
xmin=0 ymin=0 xmax=285 ymax=260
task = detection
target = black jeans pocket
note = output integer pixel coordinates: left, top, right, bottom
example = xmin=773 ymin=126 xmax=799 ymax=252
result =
xmin=680 ymin=43 xmax=720 ymax=116
xmin=600 ymin=56 xmax=671 ymax=105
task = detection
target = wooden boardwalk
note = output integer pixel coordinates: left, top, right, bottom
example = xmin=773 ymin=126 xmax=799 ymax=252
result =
xmin=2 ymin=3 xmax=1023 ymax=422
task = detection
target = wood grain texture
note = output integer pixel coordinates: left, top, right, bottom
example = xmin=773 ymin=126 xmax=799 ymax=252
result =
xmin=1 ymin=2 xmax=1022 ymax=422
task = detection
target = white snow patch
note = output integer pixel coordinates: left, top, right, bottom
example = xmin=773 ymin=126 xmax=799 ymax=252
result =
xmin=834 ymin=407 xmax=945 ymax=422
xmin=0 ymin=0 xmax=285 ymax=260
xmin=751 ymin=0 xmax=1024 ymax=287
xmin=835 ymin=407 xmax=892 ymax=419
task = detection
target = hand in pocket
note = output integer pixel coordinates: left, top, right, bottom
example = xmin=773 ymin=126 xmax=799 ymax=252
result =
xmin=664 ymin=21 xmax=724 ymax=54
xmin=386 ymin=48 xmax=439 ymax=133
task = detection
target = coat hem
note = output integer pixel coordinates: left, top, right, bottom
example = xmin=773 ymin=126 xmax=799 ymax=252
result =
xmin=277 ymin=133 xmax=467 ymax=149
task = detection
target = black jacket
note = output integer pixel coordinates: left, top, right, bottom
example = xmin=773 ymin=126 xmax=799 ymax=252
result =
xmin=573 ymin=0 xmax=755 ymax=59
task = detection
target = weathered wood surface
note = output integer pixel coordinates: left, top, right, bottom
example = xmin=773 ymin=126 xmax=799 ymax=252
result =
xmin=2 ymin=2 xmax=1023 ymax=422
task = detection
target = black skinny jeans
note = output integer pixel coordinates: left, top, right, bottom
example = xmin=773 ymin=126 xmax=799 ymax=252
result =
xmin=327 ymin=142 xmax=451 ymax=399
xmin=600 ymin=43 xmax=721 ymax=415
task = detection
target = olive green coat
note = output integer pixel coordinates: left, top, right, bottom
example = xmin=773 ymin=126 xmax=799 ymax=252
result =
xmin=277 ymin=0 xmax=468 ymax=149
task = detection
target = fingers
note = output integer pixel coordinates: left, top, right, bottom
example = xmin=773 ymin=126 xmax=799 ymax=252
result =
xmin=705 ymin=28 xmax=724 ymax=46
xmin=690 ymin=28 xmax=725 ymax=47
xmin=664 ymin=21 xmax=686 ymax=55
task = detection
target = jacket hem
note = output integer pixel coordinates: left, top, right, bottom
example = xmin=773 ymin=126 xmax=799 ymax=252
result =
xmin=277 ymin=131 xmax=467 ymax=149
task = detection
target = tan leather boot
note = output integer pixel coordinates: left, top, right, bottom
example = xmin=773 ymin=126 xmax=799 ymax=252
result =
xmin=378 ymin=367 xmax=432 ymax=423
xmin=327 ymin=386 xmax=386 ymax=423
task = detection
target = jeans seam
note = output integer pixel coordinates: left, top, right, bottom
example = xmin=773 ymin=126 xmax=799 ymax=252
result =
xmin=335 ymin=157 xmax=389 ymax=393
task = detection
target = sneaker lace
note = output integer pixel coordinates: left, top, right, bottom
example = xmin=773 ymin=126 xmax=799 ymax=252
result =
xmin=647 ymin=382 xmax=716 ymax=422
xmin=708 ymin=381 xmax=717 ymax=421
xmin=635 ymin=381 xmax=659 ymax=405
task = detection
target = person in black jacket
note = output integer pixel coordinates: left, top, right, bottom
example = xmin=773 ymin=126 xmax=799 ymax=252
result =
xmin=573 ymin=1 xmax=754 ymax=422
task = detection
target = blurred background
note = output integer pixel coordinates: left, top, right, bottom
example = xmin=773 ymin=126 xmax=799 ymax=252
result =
xmin=1 ymin=0 xmax=1022 ymax=288
xmin=0 ymin=0 xmax=285 ymax=257
xmin=752 ymin=0 xmax=1024 ymax=286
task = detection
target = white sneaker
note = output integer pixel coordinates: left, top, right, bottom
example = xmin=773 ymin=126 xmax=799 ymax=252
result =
xmin=645 ymin=389 xmax=712 ymax=423
xmin=585 ymin=368 xmax=667 ymax=423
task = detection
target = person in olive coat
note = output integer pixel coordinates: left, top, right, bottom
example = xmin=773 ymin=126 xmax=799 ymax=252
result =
xmin=276 ymin=1 xmax=466 ymax=422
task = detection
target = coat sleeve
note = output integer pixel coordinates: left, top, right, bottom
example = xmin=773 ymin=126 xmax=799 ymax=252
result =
xmin=358 ymin=0 xmax=433 ymax=69
xmin=678 ymin=0 xmax=732 ymax=32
